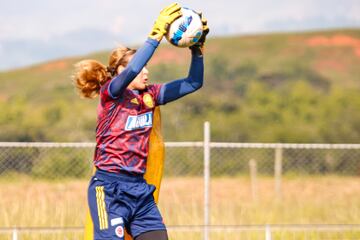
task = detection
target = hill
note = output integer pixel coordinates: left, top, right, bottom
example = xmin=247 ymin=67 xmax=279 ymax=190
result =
xmin=0 ymin=29 xmax=359 ymax=143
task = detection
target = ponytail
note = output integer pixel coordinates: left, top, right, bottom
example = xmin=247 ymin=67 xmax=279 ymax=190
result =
xmin=73 ymin=60 xmax=109 ymax=99
xmin=73 ymin=46 xmax=136 ymax=99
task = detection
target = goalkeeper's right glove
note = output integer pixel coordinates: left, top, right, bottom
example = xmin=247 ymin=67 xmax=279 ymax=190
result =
xmin=148 ymin=3 xmax=182 ymax=42
xmin=190 ymin=13 xmax=209 ymax=56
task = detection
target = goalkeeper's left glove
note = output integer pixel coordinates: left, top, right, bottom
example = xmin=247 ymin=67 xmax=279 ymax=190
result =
xmin=148 ymin=3 xmax=182 ymax=42
xmin=190 ymin=13 xmax=209 ymax=56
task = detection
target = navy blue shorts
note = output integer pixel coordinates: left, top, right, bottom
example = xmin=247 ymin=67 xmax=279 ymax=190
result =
xmin=88 ymin=169 xmax=166 ymax=239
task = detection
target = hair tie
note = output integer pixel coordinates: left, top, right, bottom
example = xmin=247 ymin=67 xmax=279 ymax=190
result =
xmin=106 ymin=66 xmax=116 ymax=76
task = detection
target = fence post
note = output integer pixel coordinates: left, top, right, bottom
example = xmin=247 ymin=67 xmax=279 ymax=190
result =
xmin=249 ymin=159 xmax=257 ymax=201
xmin=12 ymin=228 xmax=18 ymax=240
xmin=204 ymin=122 xmax=210 ymax=240
xmin=274 ymin=146 xmax=283 ymax=199
xmin=265 ymin=225 xmax=272 ymax=240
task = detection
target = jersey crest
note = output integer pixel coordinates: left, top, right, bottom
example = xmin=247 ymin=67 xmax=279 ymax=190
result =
xmin=143 ymin=93 xmax=154 ymax=108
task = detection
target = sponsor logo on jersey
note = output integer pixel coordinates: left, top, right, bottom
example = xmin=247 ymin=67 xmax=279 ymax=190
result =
xmin=125 ymin=112 xmax=153 ymax=131
xmin=143 ymin=93 xmax=154 ymax=108
xmin=130 ymin=98 xmax=139 ymax=105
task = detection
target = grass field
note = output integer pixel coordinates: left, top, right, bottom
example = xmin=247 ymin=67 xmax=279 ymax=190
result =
xmin=0 ymin=176 xmax=359 ymax=239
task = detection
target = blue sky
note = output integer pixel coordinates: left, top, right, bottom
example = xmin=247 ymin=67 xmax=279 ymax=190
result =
xmin=0 ymin=0 xmax=359 ymax=70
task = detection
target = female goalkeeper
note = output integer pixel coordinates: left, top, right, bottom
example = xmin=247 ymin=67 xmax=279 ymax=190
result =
xmin=73 ymin=3 xmax=209 ymax=240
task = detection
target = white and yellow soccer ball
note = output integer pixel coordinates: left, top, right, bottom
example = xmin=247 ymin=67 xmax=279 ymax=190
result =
xmin=165 ymin=7 xmax=203 ymax=48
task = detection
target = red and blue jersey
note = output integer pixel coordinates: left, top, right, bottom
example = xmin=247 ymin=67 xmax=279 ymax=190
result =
xmin=94 ymin=81 xmax=163 ymax=174
xmin=91 ymin=38 xmax=203 ymax=175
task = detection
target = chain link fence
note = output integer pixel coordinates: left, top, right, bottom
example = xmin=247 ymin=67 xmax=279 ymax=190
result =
xmin=0 ymin=142 xmax=94 ymax=179
xmin=1 ymin=142 xmax=359 ymax=179
xmin=1 ymin=141 xmax=360 ymax=240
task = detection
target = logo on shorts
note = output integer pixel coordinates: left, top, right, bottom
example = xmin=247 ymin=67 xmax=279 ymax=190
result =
xmin=111 ymin=217 xmax=124 ymax=226
xmin=115 ymin=226 xmax=124 ymax=238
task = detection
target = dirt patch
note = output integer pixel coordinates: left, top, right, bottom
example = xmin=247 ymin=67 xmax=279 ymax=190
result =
xmin=306 ymin=34 xmax=360 ymax=57
xmin=38 ymin=60 xmax=68 ymax=72
xmin=315 ymin=59 xmax=346 ymax=72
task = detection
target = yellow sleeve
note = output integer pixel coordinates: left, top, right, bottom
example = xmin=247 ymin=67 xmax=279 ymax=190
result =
xmin=144 ymin=106 xmax=165 ymax=203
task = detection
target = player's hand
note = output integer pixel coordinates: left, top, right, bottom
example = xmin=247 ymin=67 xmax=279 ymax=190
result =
xmin=148 ymin=3 xmax=182 ymax=42
xmin=190 ymin=13 xmax=209 ymax=56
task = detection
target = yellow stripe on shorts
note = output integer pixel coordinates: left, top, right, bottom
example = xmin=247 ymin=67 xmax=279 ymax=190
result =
xmin=95 ymin=186 xmax=108 ymax=230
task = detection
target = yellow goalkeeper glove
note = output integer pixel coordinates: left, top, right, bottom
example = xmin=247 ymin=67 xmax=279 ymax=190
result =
xmin=149 ymin=3 xmax=182 ymax=42
xmin=190 ymin=13 xmax=209 ymax=55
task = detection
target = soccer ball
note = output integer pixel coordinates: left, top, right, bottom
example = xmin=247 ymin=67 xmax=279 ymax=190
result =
xmin=166 ymin=7 xmax=203 ymax=48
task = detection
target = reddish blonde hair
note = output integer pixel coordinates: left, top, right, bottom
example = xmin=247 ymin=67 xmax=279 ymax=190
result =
xmin=73 ymin=47 xmax=136 ymax=98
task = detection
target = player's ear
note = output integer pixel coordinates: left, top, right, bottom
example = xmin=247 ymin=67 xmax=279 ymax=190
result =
xmin=117 ymin=65 xmax=125 ymax=75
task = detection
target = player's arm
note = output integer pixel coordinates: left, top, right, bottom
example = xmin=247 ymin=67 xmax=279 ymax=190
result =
xmin=108 ymin=39 xmax=159 ymax=98
xmin=157 ymin=50 xmax=204 ymax=105
xmin=157 ymin=15 xmax=209 ymax=105
xmin=109 ymin=3 xmax=182 ymax=99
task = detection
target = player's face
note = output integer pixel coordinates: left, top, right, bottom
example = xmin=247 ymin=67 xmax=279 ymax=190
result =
xmin=128 ymin=66 xmax=149 ymax=90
